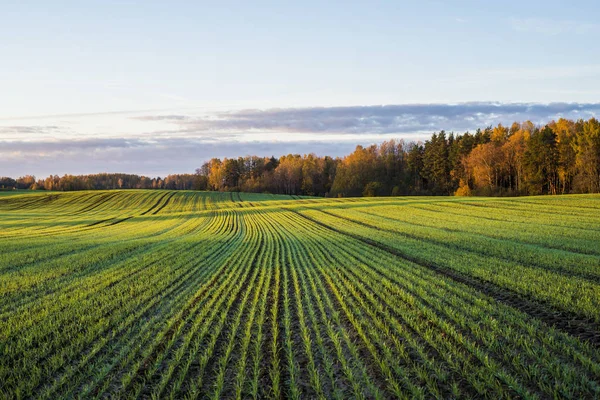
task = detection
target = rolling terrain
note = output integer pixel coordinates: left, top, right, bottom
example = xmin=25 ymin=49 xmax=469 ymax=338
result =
xmin=0 ymin=190 xmax=599 ymax=399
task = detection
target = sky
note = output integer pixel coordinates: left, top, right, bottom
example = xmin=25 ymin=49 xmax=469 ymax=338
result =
xmin=2 ymin=0 xmax=600 ymax=177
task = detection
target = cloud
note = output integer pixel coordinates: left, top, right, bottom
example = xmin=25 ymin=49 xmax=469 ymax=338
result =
xmin=0 ymin=107 xmax=180 ymax=121
xmin=510 ymin=17 xmax=599 ymax=35
xmin=136 ymin=102 xmax=600 ymax=135
xmin=1 ymin=138 xmax=149 ymax=153
xmin=0 ymin=137 xmax=352 ymax=177
xmin=0 ymin=125 xmax=62 ymax=135
xmin=4 ymin=102 xmax=600 ymax=177
xmin=131 ymin=115 xmax=191 ymax=121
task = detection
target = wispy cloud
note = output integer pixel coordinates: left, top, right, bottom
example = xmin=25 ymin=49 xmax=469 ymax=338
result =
xmin=510 ymin=17 xmax=599 ymax=35
xmin=136 ymin=102 xmax=600 ymax=135
xmin=0 ymin=125 xmax=63 ymax=135
xmin=132 ymin=115 xmax=191 ymax=122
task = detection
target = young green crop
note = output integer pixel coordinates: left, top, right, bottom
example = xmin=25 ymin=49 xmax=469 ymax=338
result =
xmin=0 ymin=190 xmax=599 ymax=399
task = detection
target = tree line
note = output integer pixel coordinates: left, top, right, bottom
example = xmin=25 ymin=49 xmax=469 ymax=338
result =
xmin=2 ymin=117 xmax=599 ymax=197
xmin=0 ymin=173 xmax=200 ymax=192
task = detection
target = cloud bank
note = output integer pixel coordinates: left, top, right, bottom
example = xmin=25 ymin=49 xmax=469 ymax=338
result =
xmin=136 ymin=102 xmax=600 ymax=136
xmin=0 ymin=138 xmax=346 ymax=177
xmin=2 ymin=102 xmax=599 ymax=177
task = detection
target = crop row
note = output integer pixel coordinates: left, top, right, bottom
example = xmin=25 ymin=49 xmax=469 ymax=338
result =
xmin=0 ymin=191 xmax=599 ymax=399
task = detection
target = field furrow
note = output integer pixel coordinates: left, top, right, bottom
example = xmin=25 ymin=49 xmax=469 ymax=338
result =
xmin=1 ymin=190 xmax=599 ymax=399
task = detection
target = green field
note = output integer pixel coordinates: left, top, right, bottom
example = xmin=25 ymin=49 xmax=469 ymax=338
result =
xmin=1 ymin=190 xmax=599 ymax=399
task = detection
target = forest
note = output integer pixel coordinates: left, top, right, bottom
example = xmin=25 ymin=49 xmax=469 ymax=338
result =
xmin=2 ymin=117 xmax=599 ymax=197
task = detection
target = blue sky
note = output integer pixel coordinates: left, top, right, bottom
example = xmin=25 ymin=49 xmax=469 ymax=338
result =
xmin=1 ymin=0 xmax=600 ymax=177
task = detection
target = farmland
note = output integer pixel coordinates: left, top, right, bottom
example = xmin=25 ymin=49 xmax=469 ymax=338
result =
xmin=0 ymin=190 xmax=599 ymax=399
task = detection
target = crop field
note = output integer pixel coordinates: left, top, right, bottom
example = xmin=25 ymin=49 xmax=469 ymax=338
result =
xmin=0 ymin=190 xmax=599 ymax=399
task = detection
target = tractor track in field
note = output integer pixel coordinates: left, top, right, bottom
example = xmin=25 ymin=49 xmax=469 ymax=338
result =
xmin=152 ymin=192 xmax=176 ymax=215
xmin=140 ymin=192 xmax=170 ymax=215
xmin=320 ymin=207 xmax=600 ymax=284
xmin=287 ymin=208 xmax=600 ymax=348
xmin=85 ymin=217 xmax=113 ymax=227
xmin=107 ymin=216 xmax=133 ymax=226
xmin=229 ymin=191 xmax=243 ymax=207
xmin=356 ymin=207 xmax=600 ymax=259
xmin=318 ymin=236 xmax=548 ymax=399
xmin=415 ymin=202 xmax=600 ymax=237
xmin=1 ymin=193 xmax=59 ymax=211
xmin=73 ymin=192 xmax=121 ymax=215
